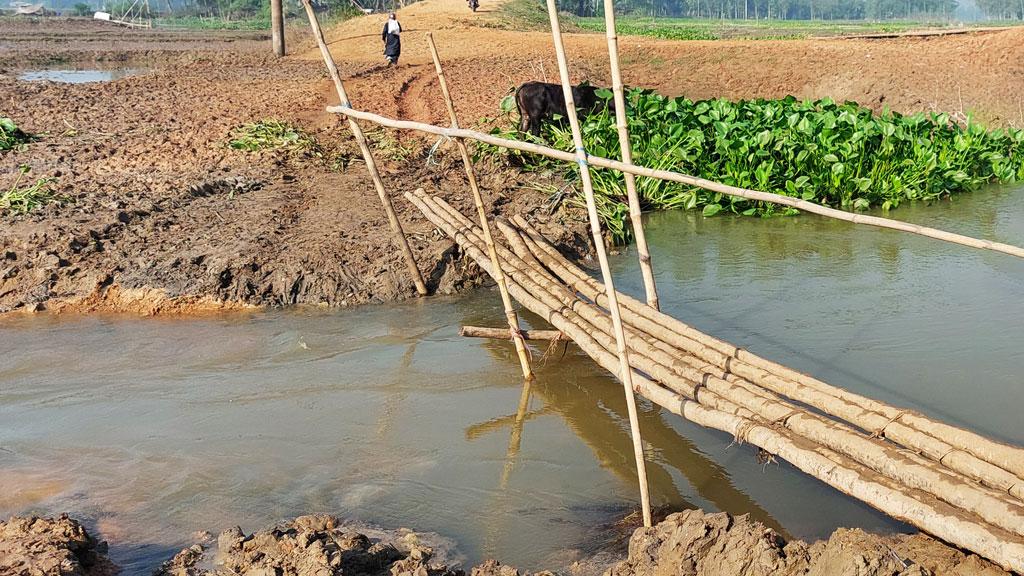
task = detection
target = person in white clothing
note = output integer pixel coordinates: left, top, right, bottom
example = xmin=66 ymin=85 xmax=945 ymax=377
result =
xmin=382 ymin=13 xmax=402 ymax=66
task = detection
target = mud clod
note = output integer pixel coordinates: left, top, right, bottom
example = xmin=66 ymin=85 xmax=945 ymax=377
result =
xmin=0 ymin=514 xmax=117 ymax=576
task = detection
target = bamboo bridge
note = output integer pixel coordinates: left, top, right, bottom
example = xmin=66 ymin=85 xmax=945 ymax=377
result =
xmin=297 ymin=0 xmax=1024 ymax=571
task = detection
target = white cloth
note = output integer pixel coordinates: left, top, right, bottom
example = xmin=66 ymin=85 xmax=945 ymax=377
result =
xmin=386 ymin=19 xmax=401 ymax=35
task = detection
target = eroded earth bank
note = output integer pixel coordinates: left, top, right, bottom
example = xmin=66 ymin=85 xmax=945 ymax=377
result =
xmin=1 ymin=510 xmax=1011 ymax=576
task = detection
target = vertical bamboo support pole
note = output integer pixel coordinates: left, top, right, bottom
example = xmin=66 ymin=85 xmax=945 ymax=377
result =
xmin=271 ymin=0 xmax=285 ymax=57
xmin=602 ymin=0 xmax=659 ymax=310
xmin=542 ymin=0 xmax=652 ymax=527
xmin=425 ymin=33 xmax=534 ymax=381
xmin=300 ymin=0 xmax=428 ymax=296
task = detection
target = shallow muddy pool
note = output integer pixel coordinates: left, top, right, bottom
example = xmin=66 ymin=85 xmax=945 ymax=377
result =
xmin=2 ymin=186 xmax=1023 ymax=574
xmin=16 ymin=68 xmax=142 ymax=83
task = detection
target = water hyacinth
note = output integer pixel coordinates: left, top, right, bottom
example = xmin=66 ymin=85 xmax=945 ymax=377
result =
xmin=489 ymin=91 xmax=1024 ymax=243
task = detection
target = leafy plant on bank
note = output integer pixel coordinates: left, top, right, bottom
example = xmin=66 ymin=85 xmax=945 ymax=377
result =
xmin=483 ymin=91 xmax=1024 ymax=243
xmin=228 ymin=120 xmax=319 ymax=154
xmin=1 ymin=117 xmax=33 ymax=152
xmin=2 ymin=166 xmax=58 ymax=216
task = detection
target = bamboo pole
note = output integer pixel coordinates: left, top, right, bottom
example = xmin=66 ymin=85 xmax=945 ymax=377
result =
xmin=324 ymin=105 xmax=1024 ymax=261
xmin=425 ymin=33 xmax=534 ymax=382
xmin=271 ymin=0 xmax=285 ymax=57
xmin=602 ymin=0 xmax=659 ymax=310
xmin=541 ymin=0 xmax=652 ymax=528
xmin=461 ymin=326 xmax=565 ymax=341
xmin=300 ymin=0 xmax=428 ymax=296
xmin=405 ymin=188 xmax=1024 ymax=573
xmin=511 ymin=215 xmax=1024 ymax=494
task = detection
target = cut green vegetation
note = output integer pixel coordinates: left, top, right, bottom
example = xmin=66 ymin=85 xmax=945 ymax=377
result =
xmin=485 ymin=91 xmax=1024 ymax=242
xmin=2 ymin=166 xmax=58 ymax=216
xmin=228 ymin=120 xmax=318 ymax=154
xmin=1 ymin=117 xmax=32 ymax=152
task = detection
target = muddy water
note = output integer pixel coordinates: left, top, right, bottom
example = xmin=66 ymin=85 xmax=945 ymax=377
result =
xmin=16 ymin=68 xmax=142 ymax=83
xmin=2 ymin=187 xmax=1023 ymax=574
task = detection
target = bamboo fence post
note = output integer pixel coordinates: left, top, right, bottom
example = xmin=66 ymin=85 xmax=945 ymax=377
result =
xmin=425 ymin=33 xmax=534 ymax=382
xmin=271 ymin=0 xmax=285 ymax=57
xmin=602 ymin=0 xmax=659 ymax=310
xmin=542 ymin=0 xmax=652 ymax=528
xmin=300 ymin=0 xmax=428 ymax=296
xmin=323 ymin=105 xmax=1024 ymax=260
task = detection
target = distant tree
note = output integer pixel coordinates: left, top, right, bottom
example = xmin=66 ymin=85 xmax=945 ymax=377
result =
xmin=72 ymin=1 xmax=92 ymax=15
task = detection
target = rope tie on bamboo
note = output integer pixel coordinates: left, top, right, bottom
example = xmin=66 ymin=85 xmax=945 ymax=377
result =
xmin=772 ymin=409 xmax=802 ymax=428
xmin=427 ymin=135 xmax=452 ymax=166
xmin=508 ymin=325 xmax=533 ymax=362
xmin=539 ymin=330 xmax=568 ymax=365
xmin=869 ymin=410 xmax=907 ymax=439
xmin=732 ymin=420 xmax=759 ymax=446
xmin=574 ymin=147 xmax=589 ymax=167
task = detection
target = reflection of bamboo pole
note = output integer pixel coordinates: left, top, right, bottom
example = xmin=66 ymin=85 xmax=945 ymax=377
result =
xmin=602 ymin=0 xmax=659 ymax=310
xmin=499 ymin=378 xmax=534 ymax=491
xmin=407 ymin=190 xmax=1024 ymax=573
xmin=300 ymin=0 xmax=427 ymax=296
xmin=541 ymin=0 xmax=651 ymax=528
xmin=424 ymin=33 xmax=534 ymax=381
xmin=324 ymin=105 xmax=1024 ymax=261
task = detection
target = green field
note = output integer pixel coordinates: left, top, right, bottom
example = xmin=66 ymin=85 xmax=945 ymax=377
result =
xmin=574 ymin=16 xmax=958 ymax=40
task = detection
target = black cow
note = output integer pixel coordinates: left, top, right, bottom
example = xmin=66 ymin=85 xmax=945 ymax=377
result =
xmin=515 ymin=81 xmax=609 ymax=136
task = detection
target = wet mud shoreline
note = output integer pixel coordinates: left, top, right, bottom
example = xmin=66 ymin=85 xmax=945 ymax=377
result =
xmin=1 ymin=509 xmax=1011 ymax=576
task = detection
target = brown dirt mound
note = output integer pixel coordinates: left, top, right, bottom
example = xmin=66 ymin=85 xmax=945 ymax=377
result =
xmin=607 ymin=509 xmax=1010 ymax=576
xmin=0 ymin=514 xmax=118 ymax=576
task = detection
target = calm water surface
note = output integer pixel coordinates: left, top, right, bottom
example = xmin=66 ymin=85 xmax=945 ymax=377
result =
xmin=1 ymin=186 xmax=1022 ymax=574
xmin=16 ymin=68 xmax=142 ymax=83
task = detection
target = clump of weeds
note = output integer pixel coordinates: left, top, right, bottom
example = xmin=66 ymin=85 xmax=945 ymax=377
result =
xmin=2 ymin=165 xmax=60 ymax=216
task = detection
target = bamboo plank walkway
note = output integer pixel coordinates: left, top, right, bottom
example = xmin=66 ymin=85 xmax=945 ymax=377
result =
xmin=405 ymin=188 xmax=1024 ymax=573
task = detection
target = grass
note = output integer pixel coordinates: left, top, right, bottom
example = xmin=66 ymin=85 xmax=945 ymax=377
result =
xmin=483 ymin=91 xmax=1024 ymax=243
xmin=489 ymin=0 xmax=583 ymax=32
xmin=1 ymin=117 xmax=32 ymax=152
xmin=228 ymin=120 xmax=318 ymax=154
xmin=2 ymin=166 xmax=58 ymax=216
xmin=571 ymin=16 xmax=993 ymax=40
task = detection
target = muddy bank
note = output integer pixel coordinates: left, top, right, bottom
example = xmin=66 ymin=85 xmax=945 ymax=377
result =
xmin=0 ymin=18 xmax=589 ymax=316
xmin=2 ymin=509 xmax=1011 ymax=576
xmin=0 ymin=514 xmax=118 ymax=576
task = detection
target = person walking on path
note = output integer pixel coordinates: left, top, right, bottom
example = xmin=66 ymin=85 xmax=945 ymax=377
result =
xmin=382 ymin=13 xmax=402 ymax=66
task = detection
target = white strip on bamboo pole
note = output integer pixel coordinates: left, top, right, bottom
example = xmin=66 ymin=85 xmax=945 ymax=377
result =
xmin=541 ymin=0 xmax=652 ymax=528
xmin=323 ymin=105 xmax=1024 ymax=260
xmin=425 ymin=33 xmax=534 ymax=382
xmin=602 ymin=0 xmax=659 ymax=310
xmin=300 ymin=0 xmax=428 ymax=296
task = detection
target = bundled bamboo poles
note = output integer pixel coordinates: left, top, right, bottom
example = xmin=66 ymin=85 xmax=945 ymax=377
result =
xmin=601 ymin=0 xmax=659 ymax=310
xmin=424 ymin=33 xmax=534 ymax=381
xmin=300 ymin=0 xmax=427 ymax=296
xmin=405 ymin=189 xmax=1024 ymax=573
xmin=541 ymin=0 xmax=652 ymax=527
xmin=429 ymin=192 xmax=1024 ymax=538
xmin=324 ymin=105 xmax=1024 ymax=261
xmin=509 ymin=215 xmax=1024 ymax=499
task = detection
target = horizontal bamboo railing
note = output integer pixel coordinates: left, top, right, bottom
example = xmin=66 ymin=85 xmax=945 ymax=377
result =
xmin=406 ymin=188 xmax=1024 ymax=573
xmin=325 ymin=105 xmax=1024 ymax=260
